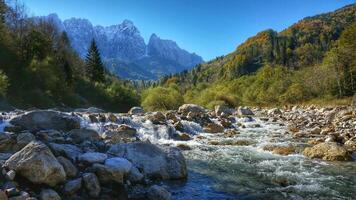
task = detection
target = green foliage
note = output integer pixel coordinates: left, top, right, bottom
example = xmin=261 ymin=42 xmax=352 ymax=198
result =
xmin=85 ymin=39 xmax=105 ymax=83
xmin=141 ymin=84 xmax=183 ymax=111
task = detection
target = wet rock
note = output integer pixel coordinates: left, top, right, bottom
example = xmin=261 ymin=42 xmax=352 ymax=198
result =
xmin=82 ymin=173 xmax=101 ymax=198
xmin=8 ymin=191 xmax=30 ymax=200
xmin=108 ymin=142 xmax=187 ymax=180
xmin=267 ymin=108 xmax=282 ymax=116
xmin=4 ymin=141 xmax=66 ymax=186
xmin=176 ymin=144 xmax=191 ymax=151
xmin=272 ymin=146 xmax=295 ymax=155
xmin=237 ymin=107 xmax=254 ymax=116
xmin=0 ymin=133 xmax=15 ymax=152
xmin=107 ymin=113 xmax=117 ymax=122
xmin=16 ymin=132 xmax=35 ymax=149
xmin=352 ymin=93 xmax=356 ymax=108
xmin=88 ymin=114 xmax=98 ymax=123
xmin=63 ymin=178 xmax=82 ymax=196
xmin=127 ymin=166 xmax=144 ymax=183
xmin=303 ymin=142 xmax=352 ymax=161
xmin=48 ymin=143 xmax=83 ymax=161
xmin=147 ymin=112 xmax=166 ymax=124
xmin=57 ymin=156 xmax=78 ymax=178
xmin=224 ymin=129 xmax=240 ymax=137
xmin=215 ymin=105 xmax=234 ymax=117
xmin=178 ymin=104 xmax=204 ymax=115
xmin=102 ymin=125 xmax=137 ymax=143
xmin=173 ymin=121 xmax=184 ymax=132
xmin=165 ymin=111 xmax=179 ymax=122
xmin=39 ymin=189 xmax=61 ymax=200
xmin=128 ymin=107 xmax=144 ymax=115
xmin=9 ymin=110 xmax=80 ymax=132
xmin=203 ymin=123 xmax=224 ymax=133
xmin=75 ymin=107 xmax=104 ymax=113
xmin=309 ymin=127 xmax=321 ymax=135
xmin=147 ymin=185 xmax=171 ymax=200
xmin=36 ymin=130 xmax=64 ymax=143
xmin=67 ymin=128 xmax=100 ymax=144
xmin=79 ymin=152 xmax=107 ymax=164
xmin=209 ymin=139 xmax=252 ymax=146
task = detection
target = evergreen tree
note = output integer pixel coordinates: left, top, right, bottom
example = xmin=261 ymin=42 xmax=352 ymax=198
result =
xmin=85 ymin=39 xmax=105 ymax=82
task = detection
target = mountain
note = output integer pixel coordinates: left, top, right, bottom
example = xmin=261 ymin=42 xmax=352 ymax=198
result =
xmin=151 ymin=4 xmax=356 ymax=109
xmin=37 ymin=14 xmax=203 ymax=79
xmin=170 ymin=4 xmax=356 ymax=84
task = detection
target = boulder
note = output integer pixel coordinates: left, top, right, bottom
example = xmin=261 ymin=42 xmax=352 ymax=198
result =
xmin=63 ymin=178 xmax=82 ymax=196
xmin=203 ymin=123 xmax=224 ymax=133
xmin=16 ymin=132 xmax=35 ymax=149
xmin=178 ymin=104 xmax=205 ymax=115
xmin=49 ymin=143 xmax=83 ymax=161
xmin=39 ymin=189 xmax=61 ymax=200
xmin=102 ymin=125 xmax=137 ymax=143
xmin=128 ymin=107 xmax=144 ymax=115
xmin=0 ymin=132 xmax=15 ymax=152
xmin=267 ymin=108 xmax=282 ymax=116
xmin=0 ymin=190 xmax=7 ymax=200
xmin=147 ymin=185 xmax=171 ymax=200
xmin=82 ymin=173 xmax=101 ymax=198
xmin=57 ymin=156 xmax=78 ymax=178
xmin=4 ymin=141 xmax=66 ymax=186
xmin=215 ymin=105 xmax=234 ymax=117
xmin=79 ymin=152 xmax=107 ymax=164
xmin=36 ymin=130 xmax=64 ymax=143
xmin=108 ymin=142 xmax=187 ymax=180
xmin=303 ymin=142 xmax=352 ymax=161
xmin=67 ymin=128 xmax=100 ymax=144
xmin=93 ymin=157 xmax=133 ymax=183
xmin=237 ymin=107 xmax=254 ymax=116
xmin=147 ymin=112 xmax=166 ymax=124
xmin=127 ymin=166 xmax=144 ymax=183
xmin=9 ymin=110 xmax=80 ymax=132
xmin=344 ymin=137 xmax=356 ymax=152
xmin=74 ymin=107 xmax=104 ymax=113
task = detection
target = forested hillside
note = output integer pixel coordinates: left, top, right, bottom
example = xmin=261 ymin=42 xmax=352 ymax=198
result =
xmin=142 ymin=4 xmax=356 ymax=110
xmin=0 ymin=1 xmax=139 ymax=112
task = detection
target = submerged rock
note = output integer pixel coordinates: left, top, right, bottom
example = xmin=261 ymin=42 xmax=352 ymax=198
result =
xmin=303 ymin=142 xmax=352 ymax=161
xmin=237 ymin=107 xmax=254 ymax=116
xmin=4 ymin=141 xmax=66 ymax=186
xmin=9 ymin=110 xmax=80 ymax=132
xmin=102 ymin=124 xmax=137 ymax=143
xmin=108 ymin=142 xmax=187 ymax=180
xmin=147 ymin=185 xmax=171 ymax=200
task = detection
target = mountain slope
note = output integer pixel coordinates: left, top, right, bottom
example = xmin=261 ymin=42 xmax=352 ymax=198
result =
xmin=38 ymin=14 xmax=203 ymax=80
xmin=174 ymin=4 xmax=356 ymax=84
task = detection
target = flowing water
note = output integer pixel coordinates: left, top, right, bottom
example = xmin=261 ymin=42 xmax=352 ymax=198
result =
xmin=2 ymin=112 xmax=356 ymax=199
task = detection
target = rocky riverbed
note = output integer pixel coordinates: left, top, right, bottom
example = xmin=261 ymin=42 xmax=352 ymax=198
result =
xmin=0 ymin=104 xmax=355 ymax=200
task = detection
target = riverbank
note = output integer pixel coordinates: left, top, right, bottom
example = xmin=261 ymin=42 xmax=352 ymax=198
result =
xmin=0 ymin=104 xmax=355 ymax=199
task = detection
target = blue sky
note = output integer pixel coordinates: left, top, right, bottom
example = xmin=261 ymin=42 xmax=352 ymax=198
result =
xmin=22 ymin=0 xmax=355 ymax=61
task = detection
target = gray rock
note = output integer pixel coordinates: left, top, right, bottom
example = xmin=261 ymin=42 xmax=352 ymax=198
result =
xmin=102 ymin=125 xmax=137 ymax=143
xmin=0 ymin=133 xmax=15 ymax=152
xmin=49 ymin=143 xmax=83 ymax=161
xmin=127 ymin=166 xmax=144 ymax=183
xmin=79 ymin=152 xmax=107 ymax=164
xmin=0 ymin=190 xmax=7 ymax=200
xmin=147 ymin=185 xmax=171 ymax=200
xmin=9 ymin=110 xmax=80 ymax=132
xmin=178 ymin=104 xmax=204 ymax=115
xmin=57 ymin=156 xmax=78 ymax=178
xmin=215 ymin=105 xmax=234 ymax=116
xmin=147 ymin=112 xmax=166 ymax=124
xmin=39 ymin=189 xmax=61 ymax=200
xmin=267 ymin=108 xmax=282 ymax=116
xmin=82 ymin=173 xmax=100 ymax=197
xmin=4 ymin=141 xmax=66 ymax=186
xmin=67 ymin=129 xmax=100 ymax=144
xmin=64 ymin=178 xmax=82 ymax=196
xmin=108 ymin=142 xmax=187 ymax=180
xmin=105 ymin=157 xmax=132 ymax=174
xmin=5 ymin=170 xmax=16 ymax=181
xmin=128 ymin=107 xmax=144 ymax=115
xmin=16 ymin=132 xmax=35 ymax=149
xmin=237 ymin=107 xmax=254 ymax=116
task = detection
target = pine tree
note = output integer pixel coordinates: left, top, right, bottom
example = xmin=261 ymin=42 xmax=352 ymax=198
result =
xmin=85 ymin=39 xmax=105 ymax=82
